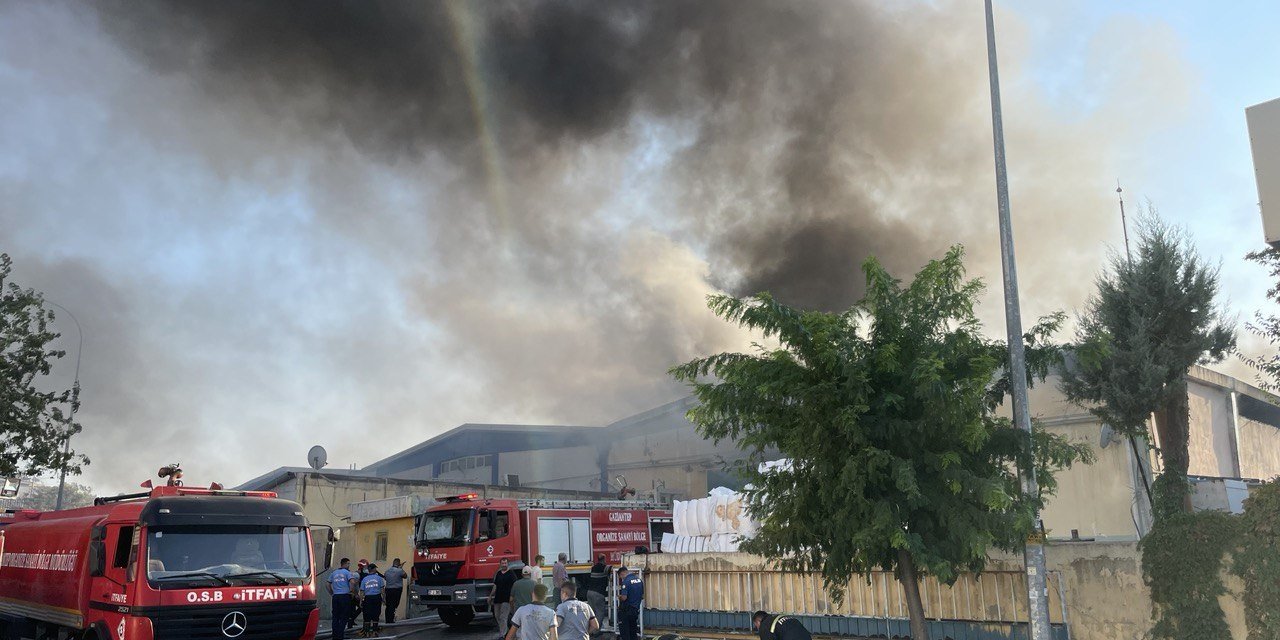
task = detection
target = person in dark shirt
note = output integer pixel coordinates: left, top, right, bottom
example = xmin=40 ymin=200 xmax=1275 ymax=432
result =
xmin=587 ymin=555 xmax=608 ymax=595
xmin=583 ymin=555 xmax=609 ymax=624
xmin=753 ymin=611 xmax=812 ymax=640
xmin=617 ymin=567 xmax=644 ymax=640
xmin=490 ymin=559 xmax=520 ymax=638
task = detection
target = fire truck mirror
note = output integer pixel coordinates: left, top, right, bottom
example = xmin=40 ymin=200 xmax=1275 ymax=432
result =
xmin=311 ymin=525 xmax=337 ymax=570
xmin=86 ymin=525 xmax=109 ymax=577
xmin=88 ymin=540 xmax=107 ymax=577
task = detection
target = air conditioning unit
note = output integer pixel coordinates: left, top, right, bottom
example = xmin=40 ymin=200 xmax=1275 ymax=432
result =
xmin=505 ymin=474 xmax=521 ymax=488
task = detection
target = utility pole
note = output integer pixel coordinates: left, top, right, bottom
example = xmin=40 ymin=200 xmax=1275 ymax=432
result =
xmin=1117 ymin=181 xmax=1133 ymax=261
xmin=982 ymin=2 xmax=1052 ymax=639
xmin=45 ymin=300 xmax=82 ymax=511
xmin=1117 ymin=182 xmax=1155 ymax=524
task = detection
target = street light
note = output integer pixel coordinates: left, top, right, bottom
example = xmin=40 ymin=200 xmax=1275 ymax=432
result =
xmin=982 ymin=2 xmax=1052 ymax=639
xmin=44 ymin=300 xmax=82 ymax=511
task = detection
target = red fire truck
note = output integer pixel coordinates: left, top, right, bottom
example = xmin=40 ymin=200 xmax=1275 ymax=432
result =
xmin=0 ymin=485 xmax=325 ymax=640
xmin=412 ymin=495 xmax=671 ymax=627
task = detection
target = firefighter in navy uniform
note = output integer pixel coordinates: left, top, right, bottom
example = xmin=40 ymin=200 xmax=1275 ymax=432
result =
xmin=359 ymin=563 xmax=387 ymax=637
xmin=327 ymin=558 xmax=357 ymax=640
xmin=617 ymin=566 xmax=644 ymax=640
xmin=753 ymin=611 xmax=812 ymax=640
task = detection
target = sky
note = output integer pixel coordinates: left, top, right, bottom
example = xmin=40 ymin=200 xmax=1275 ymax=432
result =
xmin=1 ymin=1 xmax=1278 ymax=495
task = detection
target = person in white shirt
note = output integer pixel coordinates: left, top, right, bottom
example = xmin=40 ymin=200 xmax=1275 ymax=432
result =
xmin=506 ymin=583 xmax=558 ymax=640
xmin=531 ymin=554 xmax=546 ymax=583
xmin=555 ymin=582 xmax=598 ymax=640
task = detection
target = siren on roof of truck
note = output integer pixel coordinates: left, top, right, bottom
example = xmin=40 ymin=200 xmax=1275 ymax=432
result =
xmin=442 ymin=493 xmax=479 ymax=503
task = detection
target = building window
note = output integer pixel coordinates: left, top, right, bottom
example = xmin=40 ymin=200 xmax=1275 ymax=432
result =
xmin=374 ymin=531 xmax=389 ymax=562
xmin=440 ymin=454 xmax=494 ymax=475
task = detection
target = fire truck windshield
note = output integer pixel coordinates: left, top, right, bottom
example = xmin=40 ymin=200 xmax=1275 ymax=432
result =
xmin=145 ymin=525 xmax=311 ymax=589
xmin=417 ymin=509 xmax=473 ymax=547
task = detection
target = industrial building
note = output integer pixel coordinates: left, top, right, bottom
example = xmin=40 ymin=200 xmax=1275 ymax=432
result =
xmin=359 ymin=396 xmax=753 ymax=501
xmin=238 ymin=363 xmax=1280 ymax=556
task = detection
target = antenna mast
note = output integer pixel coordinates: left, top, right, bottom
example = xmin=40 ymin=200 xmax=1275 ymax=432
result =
xmin=1117 ymin=180 xmax=1133 ymax=262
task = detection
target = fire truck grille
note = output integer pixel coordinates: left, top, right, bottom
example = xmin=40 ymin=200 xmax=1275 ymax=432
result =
xmin=415 ymin=561 xmax=465 ymax=586
xmin=146 ymin=600 xmax=314 ymax=640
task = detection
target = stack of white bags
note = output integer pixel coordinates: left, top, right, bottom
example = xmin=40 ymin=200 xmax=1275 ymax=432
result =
xmin=661 ymin=487 xmax=759 ymax=554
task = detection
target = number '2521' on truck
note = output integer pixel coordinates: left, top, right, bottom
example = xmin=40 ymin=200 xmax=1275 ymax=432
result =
xmin=413 ymin=494 xmax=671 ymax=628
xmin=0 ymin=485 xmax=326 ymax=640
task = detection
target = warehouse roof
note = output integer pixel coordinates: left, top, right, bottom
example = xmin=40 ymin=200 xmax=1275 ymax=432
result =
xmin=361 ymin=396 xmax=699 ymax=478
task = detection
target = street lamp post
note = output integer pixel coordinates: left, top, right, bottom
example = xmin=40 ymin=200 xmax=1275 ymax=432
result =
xmin=44 ymin=300 xmax=82 ymax=511
xmin=982 ymin=2 xmax=1053 ymax=639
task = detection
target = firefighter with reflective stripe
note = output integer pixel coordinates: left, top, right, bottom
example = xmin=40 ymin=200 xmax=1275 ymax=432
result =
xmin=328 ymin=558 xmax=357 ymax=640
xmin=753 ymin=611 xmax=812 ymax=640
xmin=359 ymin=563 xmax=387 ymax=637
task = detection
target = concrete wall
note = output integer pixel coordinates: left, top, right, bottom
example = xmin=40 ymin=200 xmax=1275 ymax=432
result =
xmin=1187 ymin=379 xmax=1238 ymax=477
xmin=989 ymin=543 xmax=1151 ymax=640
xmin=1236 ymin=415 xmax=1280 ymax=481
xmin=349 ymin=518 xmax=416 ymax=571
xmin=277 ymin=473 xmax=426 ymax=532
xmin=499 ymin=446 xmax=598 ymax=491
xmin=606 ymin=427 xmax=745 ymax=500
xmin=435 ymin=462 xmax=494 ymax=484
xmin=1038 ymin=422 xmax=1141 ymax=540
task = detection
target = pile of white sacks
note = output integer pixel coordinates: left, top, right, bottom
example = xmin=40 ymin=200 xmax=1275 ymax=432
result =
xmin=661 ymin=487 xmax=759 ymax=553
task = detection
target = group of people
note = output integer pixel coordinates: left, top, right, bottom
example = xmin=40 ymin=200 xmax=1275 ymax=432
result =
xmin=484 ymin=552 xmax=809 ymax=640
xmin=327 ymin=557 xmax=409 ymax=639
xmin=327 ymin=549 xmax=811 ymax=640
xmin=488 ymin=553 xmax=644 ymax=640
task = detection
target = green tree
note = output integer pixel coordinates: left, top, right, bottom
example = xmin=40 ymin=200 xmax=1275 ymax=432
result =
xmin=1241 ymin=246 xmax=1280 ymax=393
xmin=0 ymin=477 xmax=95 ymax=511
xmin=1 ymin=253 xmax=87 ymax=477
xmin=1233 ymin=480 xmax=1280 ymax=640
xmin=672 ymin=246 xmax=1091 ymax=640
xmin=1060 ymin=215 xmax=1233 ymax=514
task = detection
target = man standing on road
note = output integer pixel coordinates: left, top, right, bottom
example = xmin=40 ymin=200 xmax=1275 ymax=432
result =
xmin=531 ymin=555 xmax=546 ymax=583
xmin=506 ymin=583 xmax=558 ymax=640
xmin=552 ymin=553 xmax=569 ymax=605
xmin=587 ymin=555 xmax=608 ymax=595
xmin=327 ymin=558 xmax=357 ymax=640
xmin=351 ymin=559 xmax=370 ymax=630
xmin=512 ymin=565 xmax=538 ymax=613
xmin=383 ymin=558 xmax=407 ymax=624
xmin=555 ymin=582 xmax=598 ymax=640
xmin=753 ymin=611 xmax=812 ymax=640
xmin=360 ymin=563 xmax=387 ymax=637
xmin=617 ymin=567 xmax=643 ymax=640
xmin=489 ymin=558 xmax=519 ymax=639
xmin=584 ymin=555 xmax=609 ymax=624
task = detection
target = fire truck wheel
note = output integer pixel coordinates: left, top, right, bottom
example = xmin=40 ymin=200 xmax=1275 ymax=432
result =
xmin=437 ymin=605 xmax=475 ymax=628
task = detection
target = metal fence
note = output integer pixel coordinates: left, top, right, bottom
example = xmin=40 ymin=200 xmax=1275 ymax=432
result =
xmin=642 ymin=565 xmax=1068 ymax=628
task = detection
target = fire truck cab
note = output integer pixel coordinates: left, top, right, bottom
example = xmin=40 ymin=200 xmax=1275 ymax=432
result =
xmin=0 ymin=486 xmax=325 ymax=640
xmin=412 ymin=494 xmax=671 ymax=627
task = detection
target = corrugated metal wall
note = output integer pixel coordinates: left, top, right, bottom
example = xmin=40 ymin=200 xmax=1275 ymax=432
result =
xmin=633 ymin=554 xmax=1071 ymax=639
xmin=643 ymin=566 xmax=1065 ymax=624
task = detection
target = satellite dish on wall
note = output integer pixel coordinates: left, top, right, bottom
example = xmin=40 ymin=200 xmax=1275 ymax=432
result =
xmin=1099 ymin=424 xmax=1119 ymax=449
xmin=307 ymin=445 xmax=329 ymax=471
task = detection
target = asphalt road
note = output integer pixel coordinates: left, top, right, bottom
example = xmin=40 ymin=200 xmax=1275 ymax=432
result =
xmin=318 ymin=612 xmax=504 ymax=640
